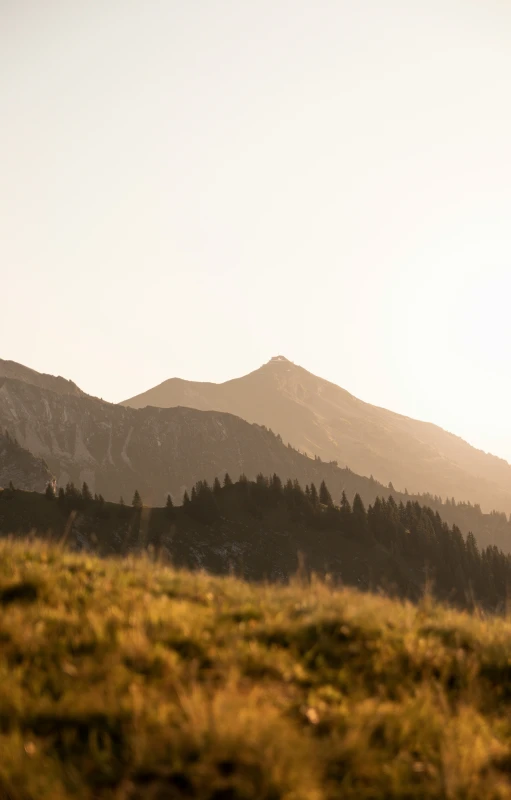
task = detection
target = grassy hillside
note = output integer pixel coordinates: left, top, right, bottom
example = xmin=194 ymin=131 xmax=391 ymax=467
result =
xmin=3 ymin=540 xmax=511 ymax=798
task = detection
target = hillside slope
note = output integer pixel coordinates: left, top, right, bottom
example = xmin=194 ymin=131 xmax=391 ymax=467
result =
xmin=0 ymin=358 xmax=84 ymax=397
xmin=0 ymin=432 xmax=53 ymax=491
xmin=0 ymin=375 xmax=396 ymax=509
xmin=3 ymin=476 xmax=511 ymax=612
xmin=3 ymin=539 xmax=511 ymax=799
xmin=122 ymin=356 xmax=511 ymax=513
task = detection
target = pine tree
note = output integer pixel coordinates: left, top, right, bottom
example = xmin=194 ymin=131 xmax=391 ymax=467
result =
xmin=132 ymin=490 xmax=142 ymax=509
xmin=65 ymin=482 xmax=79 ymax=499
xmin=213 ymin=477 xmax=222 ymax=494
xmin=319 ymin=480 xmax=333 ymax=506
xmin=166 ymin=493 xmax=174 ymax=517
xmin=45 ymin=482 xmax=55 ymax=500
xmin=309 ymin=483 xmax=319 ymax=509
xmin=223 ymin=473 xmax=233 ymax=487
xmin=82 ymin=482 xmax=92 ymax=502
xmin=271 ymin=474 xmax=283 ymax=493
xmin=340 ymin=491 xmax=352 ymax=515
xmin=183 ymin=489 xmax=190 ymax=506
xmin=353 ymin=493 xmax=369 ymax=539
xmin=352 ymin=493 xmax=366 ymax=518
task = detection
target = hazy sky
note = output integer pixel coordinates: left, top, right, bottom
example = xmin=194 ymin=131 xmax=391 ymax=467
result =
xmin=2 ymin=1 xmax=511 ymax=460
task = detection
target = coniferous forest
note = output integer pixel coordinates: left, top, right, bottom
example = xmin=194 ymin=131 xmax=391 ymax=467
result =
xmin=3 ymin=472 xmax=511 ymax=614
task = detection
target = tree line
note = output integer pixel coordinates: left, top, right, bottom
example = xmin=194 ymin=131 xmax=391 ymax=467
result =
xmin=43 ymin=471 xmax=511 ymax=612
xmin=178 ymin=472 xmax=511 ymax=611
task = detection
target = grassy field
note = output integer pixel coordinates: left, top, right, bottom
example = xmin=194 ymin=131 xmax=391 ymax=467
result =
xmin=3 ymin=541 xmax=511 ymax=798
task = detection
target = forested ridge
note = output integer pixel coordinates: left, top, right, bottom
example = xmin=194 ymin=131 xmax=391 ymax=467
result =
xmin=3 ymin=471 xmax=511 ymax=613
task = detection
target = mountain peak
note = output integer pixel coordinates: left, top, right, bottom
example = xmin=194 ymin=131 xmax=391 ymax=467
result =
xmin=268 ymin=355 xmax=292 ymax=364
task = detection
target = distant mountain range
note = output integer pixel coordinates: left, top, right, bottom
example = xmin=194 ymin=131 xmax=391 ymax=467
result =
xmin=122 ymin=355 xmax=511 ymax=515
xmin=2 ymin=356 xmax=511 ymax=552
xmin=0 ymin=371 xmax=423 ymax=514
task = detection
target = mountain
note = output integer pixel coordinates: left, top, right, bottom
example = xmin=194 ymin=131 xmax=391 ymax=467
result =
xmin=0 ymin=431 xmax=53 ymax=492
xmin=2 ymin=367 xmax=511 ymax=551
xmin=0 ymin=358 xmax=84 ymax=397
xmin=122 ymin=355 xmax=511 ymax=514
xmin=0 ymin=374 xmax=395 ymax=508
xmin=0 ymin=373 xmax=436 ymax=516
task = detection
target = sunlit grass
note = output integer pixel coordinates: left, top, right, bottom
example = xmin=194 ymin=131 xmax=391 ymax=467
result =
xmin=2 ymin=538 xmax=511 ymax=798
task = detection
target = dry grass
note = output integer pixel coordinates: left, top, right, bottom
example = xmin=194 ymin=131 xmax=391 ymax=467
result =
xmin=2 ymin=539 xmax=511 ymax=798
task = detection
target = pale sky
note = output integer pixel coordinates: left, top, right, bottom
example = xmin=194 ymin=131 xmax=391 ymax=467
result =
xmin=2 ymin=1 xmax=511 ymax=461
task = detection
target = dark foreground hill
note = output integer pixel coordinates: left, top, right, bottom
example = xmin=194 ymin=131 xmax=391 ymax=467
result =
xmin=3 ymin=539 xmax=511 ymax=799
xmin=123 ymin=355 xmax=511 ymax=514
xmin=3 ymin=475 xmax=511 ymax=612
xmin=2 ymin=374 xmax=511 ymax=552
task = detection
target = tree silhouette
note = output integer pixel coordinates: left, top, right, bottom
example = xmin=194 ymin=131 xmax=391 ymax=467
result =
xmin=340 ymin=490 xmax=352 ymax=515
xmin=319 ymin=480 xmax=333 ymax=506
xmin=309 ymin=483 xmax=319 ymax=509
xmin=166 ymin=493 xmax=174 ymax=518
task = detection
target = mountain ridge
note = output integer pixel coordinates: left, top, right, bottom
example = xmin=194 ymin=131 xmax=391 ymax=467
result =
xmin=0 ymin=358 xmax=85 ymax=398
xmin=121 ymin=356 xmax=511 ymax=514
xmin=3 ymin=359 xmax=511 ymax=551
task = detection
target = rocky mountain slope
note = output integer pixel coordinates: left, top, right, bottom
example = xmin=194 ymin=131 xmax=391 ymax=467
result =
xmin=123 ymin=356 xmax=511 ymax=514
xmin=0 ymin=431 xmax=53 ymax=492
xmin=0 ymin=358 xmax=84 ymax=397
xmin=0 ymin=374 xmax=388 ymax=507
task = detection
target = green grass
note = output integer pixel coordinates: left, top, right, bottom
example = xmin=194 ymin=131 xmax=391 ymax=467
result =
xmin=3 ymin=540 xmax=511 ymax=798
